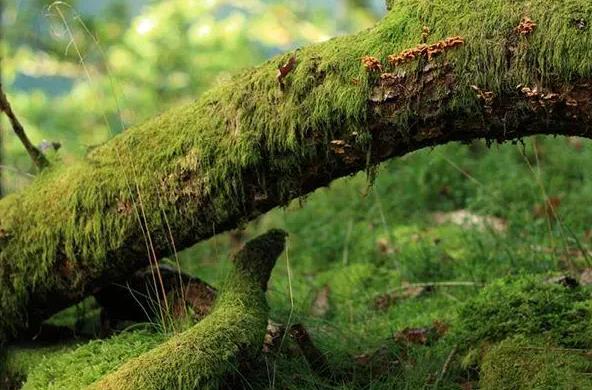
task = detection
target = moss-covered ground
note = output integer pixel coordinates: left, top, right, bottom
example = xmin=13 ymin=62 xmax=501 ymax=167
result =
xmin=4 ymin=135 xmax=592 ymax=389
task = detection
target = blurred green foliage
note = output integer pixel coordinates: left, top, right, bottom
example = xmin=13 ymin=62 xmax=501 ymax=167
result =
xmin=1 ymin=0 xmax=383 ymax=193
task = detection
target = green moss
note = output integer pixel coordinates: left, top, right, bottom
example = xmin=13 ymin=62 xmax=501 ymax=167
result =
xmin=455 ymin=275 xmax=592 ymax=351
xmin=447 ymin=275 xmax=592 ymax=387
xmin=1 ymin=342 xmax=78 ymax=389
xmin=15 ymin=330 xmax=163 ymax=390
xmin=88 ymin=229 xmax=286 ymax=390
xmin=2 ymin=0 xmax=592 ymax=342
xmin=480 ymin=336 xmax=592 ymax=390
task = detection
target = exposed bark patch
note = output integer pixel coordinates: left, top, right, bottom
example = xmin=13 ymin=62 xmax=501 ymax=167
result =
xmin=518 ymin=82 xmax=592 ymax=120
xmin=329 ymin=140 xmax=365 ymax=166
xmin=369 ymin=61 xmax=457 ymax=151
xmin=471 ymin=85 xmax=496 ymax=113
xmin=572 ymin=18 xmax=588 ymax=31
xmin=370 ymin=73 xmax=407 ymax=103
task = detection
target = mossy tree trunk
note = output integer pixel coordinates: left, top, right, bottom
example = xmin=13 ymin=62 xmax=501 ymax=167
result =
xmin=1 ymin=0 xmax=592 ymax=342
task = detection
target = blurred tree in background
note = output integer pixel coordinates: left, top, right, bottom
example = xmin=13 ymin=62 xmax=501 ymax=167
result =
xmin=1 ymin=0 xmax=384 ymax=194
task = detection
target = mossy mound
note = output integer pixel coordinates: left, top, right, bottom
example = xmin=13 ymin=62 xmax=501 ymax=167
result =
xmin=1 ymin=342 xmax=78 ymax=389
xmin=455 ymin=274 xmax=592 ymax=351
xmin=480 ymin=336 xmax=592 ymax=390
xmin=451 ymin=275 xmax=592 ymax=388
xmin=1 ymin=329 xmax=164 ymax=390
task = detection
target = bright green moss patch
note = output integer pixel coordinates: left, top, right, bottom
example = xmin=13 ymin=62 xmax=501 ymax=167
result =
xmin=455 ymin=275 xmax=592 ymax=351
xmin=480 ymin=336 xmax=592 ymax=389
xmin=1 ymin=342 xmax=78 ymax=389
xmin=16 ymin=330 xmax=165 ymax=390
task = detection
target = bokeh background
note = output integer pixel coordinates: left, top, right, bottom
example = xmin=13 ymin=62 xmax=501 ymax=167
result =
xmin=1 ymin=0 xmax=384 ymax=193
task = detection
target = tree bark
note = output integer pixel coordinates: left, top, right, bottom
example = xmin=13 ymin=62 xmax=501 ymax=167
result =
xmin=1 ymin=0 xmax=591 ymax=342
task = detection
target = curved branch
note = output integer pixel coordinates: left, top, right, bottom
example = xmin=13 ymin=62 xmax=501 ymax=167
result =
xmin=88 ymin=230 xmax=286 ymax=390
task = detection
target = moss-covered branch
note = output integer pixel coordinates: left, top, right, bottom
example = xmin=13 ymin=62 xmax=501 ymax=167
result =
xmin=88 ymin=229 xmax=286 ymax=390
xmin=1 ymin=230 xmax=286 ymax=389
xmin=1 ymin=0 xmax=592 ymax=342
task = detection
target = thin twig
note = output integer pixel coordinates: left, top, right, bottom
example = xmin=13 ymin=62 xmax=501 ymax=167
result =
xmin=433 ymin=344 xmax=457 ymax=389
xmin=0 ymin=83 xmax=49 ymax=170
xmin=289 ymin=324 xmax=332 ymax=378
xmin=390 ymin=281 xmax=484 ymax=292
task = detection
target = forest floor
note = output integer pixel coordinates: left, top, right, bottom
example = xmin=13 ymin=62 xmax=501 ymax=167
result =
xmin=4 ymin=136 xmax=592 ymax=389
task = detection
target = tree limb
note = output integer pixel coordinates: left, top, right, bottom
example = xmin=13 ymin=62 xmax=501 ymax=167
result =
xmin=88 ymin=230 xmax=286 ymax=390
xmin=0 ymin=84 xmax=49 ymax=171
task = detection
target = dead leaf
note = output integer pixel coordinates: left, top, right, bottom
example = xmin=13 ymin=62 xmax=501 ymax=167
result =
xmin=116 ymin=199 xmax=133 ymax=216
xmin=432 ymin=210 xmax=507 ymax=233
xmin=354 ymin=353 xmax=371 ymax=367
xmin=580 ymin=269 xmax=592 ymax=285
xmin=277 ymin=55 xmax=297 ymax=88
xmin=460 ymin=382 xmax=474 ymax=390
xmin=394 ymin=321 xmax=448 ymax=346
xmin=515 ymin=16 xmax=537 ymax=36
xmin=533 ymin=196 xmax=561 ymax=219
xmin=376 ymin=238 xmax=395 ymax=255
xmin=432 ymin=320 xmax=449 ymax=337
xmin=395 ymin=327 xmax=430 ymax=345
xmin=374 ymin=283 xmax=430 ymax=310
xmin=311 ymin=285 xmax=330 ymax=317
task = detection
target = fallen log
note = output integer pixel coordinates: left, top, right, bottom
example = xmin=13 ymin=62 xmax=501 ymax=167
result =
xmin=1 ymin=0 xmax=591 ymax=342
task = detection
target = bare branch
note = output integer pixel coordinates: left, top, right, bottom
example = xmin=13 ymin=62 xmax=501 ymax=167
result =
xmin=0 ymin=83 xmax=49 ymax=171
